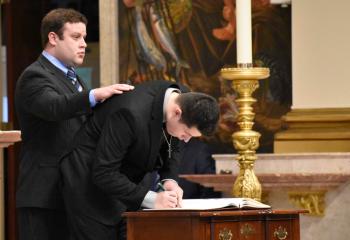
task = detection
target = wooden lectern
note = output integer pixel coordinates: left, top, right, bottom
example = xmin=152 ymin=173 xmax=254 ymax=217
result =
xmin=0 ymin=130 xmax=21 ymax=240
xmin=124 ymin=209 xmax=306 ymax=240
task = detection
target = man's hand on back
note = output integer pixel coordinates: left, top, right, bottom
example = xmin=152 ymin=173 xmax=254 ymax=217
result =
xmin=92 ymin=84 xmax=134 ymax=102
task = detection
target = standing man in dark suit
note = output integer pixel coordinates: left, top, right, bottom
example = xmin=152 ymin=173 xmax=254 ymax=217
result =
xmin=60 ymin=80 xmax=220 ymax=240
xmin=177 ymin=138 xmax=222 ymax=199
xmin=15 ymin=8 xmax=134 ymax=240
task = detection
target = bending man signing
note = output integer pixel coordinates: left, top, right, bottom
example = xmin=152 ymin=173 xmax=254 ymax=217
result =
xmin=60 ymin=80 xmax=220 ymax=240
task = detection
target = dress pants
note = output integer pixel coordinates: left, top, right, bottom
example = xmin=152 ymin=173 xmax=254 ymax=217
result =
xmin=66 ymin=211 xmax=127 ymax=240
xmin=117 ymin=218 xmax=127 ymax=240
xmin=18 ymin=207 xmax=69 ymax=240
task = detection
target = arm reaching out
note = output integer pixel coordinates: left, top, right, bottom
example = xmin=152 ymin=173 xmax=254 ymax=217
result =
xmin=92 ymin=84 xmax=134 ymax=102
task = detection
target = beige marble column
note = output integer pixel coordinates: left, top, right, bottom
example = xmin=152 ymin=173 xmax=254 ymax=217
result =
xmin=99 ymin=0 xmax=119 ymax=86
xmin=274 ymin=0 xmax=350 ymax=153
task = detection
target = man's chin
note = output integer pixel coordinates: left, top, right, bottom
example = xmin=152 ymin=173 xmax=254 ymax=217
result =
xmin=75 ymin=59 xmax=84 ymax=66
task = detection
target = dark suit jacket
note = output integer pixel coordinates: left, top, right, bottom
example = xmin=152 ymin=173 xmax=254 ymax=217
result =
xmin=60 ymin=80 xmax=181 ymax=226
xmin=15 ymin=54 xmax=92 ymax=209
xmin=177 ymin=139 xmax=221 ymax=199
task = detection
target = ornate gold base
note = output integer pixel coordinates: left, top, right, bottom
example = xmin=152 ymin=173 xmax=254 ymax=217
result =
xmin=220 ymin=67 xmax=270 ymax=201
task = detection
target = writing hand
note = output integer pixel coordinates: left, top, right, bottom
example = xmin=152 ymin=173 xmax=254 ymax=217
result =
xmin=162 ymin=180 xmax=183 ymax=208
xmin=154 ymin=191 xmax=178 ymax=209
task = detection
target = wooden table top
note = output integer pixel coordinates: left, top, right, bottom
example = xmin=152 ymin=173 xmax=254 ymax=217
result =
xmin=124 ymin=209 xmax=308 ymax=218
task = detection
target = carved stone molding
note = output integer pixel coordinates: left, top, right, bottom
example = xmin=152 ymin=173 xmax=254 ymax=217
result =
xmin=204 ymin=153 xmax=350 ymax=216
xmin=288 ymin=191 xmax=325 ymax=216
xmin=180 ymin=173 xmax=350 ymax=216
xmin=180 ymin=173 xmax=350 ymax=192
xmin=213 ymin=152 xmax=350 ymax=175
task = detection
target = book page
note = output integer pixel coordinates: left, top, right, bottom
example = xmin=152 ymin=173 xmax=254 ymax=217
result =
xmin=239 ymin=198 xmax=271 ymax=209
xmin=181 ymin=198 xmax=242 ymax=210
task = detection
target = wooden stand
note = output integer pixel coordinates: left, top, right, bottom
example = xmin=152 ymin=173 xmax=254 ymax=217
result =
xmin=0 ymin=131 xmax=21 ymax=240
xmin=124 ymin=209 xmax=306 ymax=240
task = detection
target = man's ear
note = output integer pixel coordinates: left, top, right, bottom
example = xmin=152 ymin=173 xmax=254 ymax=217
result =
xmin=48 ymin=32 xmax=57 ymax=46
xmin=174 ymin=106 xmax=182 ymax=120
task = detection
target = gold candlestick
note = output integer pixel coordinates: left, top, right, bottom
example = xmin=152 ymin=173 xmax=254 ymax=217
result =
xmin=220 ymin=66 xmax=269 ymax=201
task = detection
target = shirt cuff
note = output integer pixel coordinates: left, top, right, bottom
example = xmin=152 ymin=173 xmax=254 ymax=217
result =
xmin=141 ymin=191 xmax=157 ymax=209
xmin=89 ymin=90 xmax=97 ymax=107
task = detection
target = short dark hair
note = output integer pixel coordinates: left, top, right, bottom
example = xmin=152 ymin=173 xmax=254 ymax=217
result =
xmin=176 ymin=92 xmax=219 ymax=136
xmin=41 ymin=8 xmax=88 ymax=48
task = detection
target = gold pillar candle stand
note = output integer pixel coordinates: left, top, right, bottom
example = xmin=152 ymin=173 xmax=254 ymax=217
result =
xmin=220 ymin=66 xmax=270 ymax=201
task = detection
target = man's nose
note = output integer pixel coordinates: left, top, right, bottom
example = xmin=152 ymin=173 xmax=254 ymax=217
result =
xmin=81 ymin=38 xmax=87 ymax=47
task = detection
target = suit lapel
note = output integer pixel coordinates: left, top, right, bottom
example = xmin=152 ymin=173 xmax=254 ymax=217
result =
xmin=77 ymin=75 xmax=88 ymax=90
xmin=38 ymin=54 xmax=84 ymax=93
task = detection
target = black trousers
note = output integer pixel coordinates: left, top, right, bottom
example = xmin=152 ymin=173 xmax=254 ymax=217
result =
xmin=66 ymin=211 xmax=126 ymax=240
xmin=18 ymin=207 xmax=69 ymax=240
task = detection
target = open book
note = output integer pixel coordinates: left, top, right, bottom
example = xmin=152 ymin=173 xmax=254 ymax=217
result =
xmin=146 ymin=198 xmax=270 ymax=211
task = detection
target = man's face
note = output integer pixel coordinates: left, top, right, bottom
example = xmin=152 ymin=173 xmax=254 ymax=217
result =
xmin=54 ymin=22 xmax=87 ymax=67
xmin=166 ymin=119 xmax=201 ymax=143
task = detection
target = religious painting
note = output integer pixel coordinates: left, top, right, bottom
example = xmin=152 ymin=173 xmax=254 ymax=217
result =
xmin=118 ymin=0 xmax=292 ymax=153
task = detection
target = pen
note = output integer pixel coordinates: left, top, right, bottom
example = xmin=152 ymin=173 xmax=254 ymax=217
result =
xmin=157 ymin=182 xmax=165 ymax=192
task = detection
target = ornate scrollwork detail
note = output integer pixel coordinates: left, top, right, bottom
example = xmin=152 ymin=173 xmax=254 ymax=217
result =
xmin=219 ymin=228 xmax=233 ymax=240
xmin=274 ymin=226 xmax=288 ymax=240
xmin=288 ymin=191 xmax=325 ymax=216
xmin=240 ymin=223 xmax=255 ymax=238
xmin=232 ymin=81 xmax=259 ymax=96
xmin=233 ymin=134 xmax=260 ymax=152
xmin=233 ymin=168 xmax=262 ymax=200
xmin=237 ymin=121 xmax=255 ymax=130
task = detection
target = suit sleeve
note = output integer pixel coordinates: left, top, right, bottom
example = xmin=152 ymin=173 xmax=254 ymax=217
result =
xmin=18 ymin=68 xmax=91 ymax=121
xmin=92 ymin=110 xmax=149 ymax=210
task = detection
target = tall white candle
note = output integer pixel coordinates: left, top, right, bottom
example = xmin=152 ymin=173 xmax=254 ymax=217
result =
xmin=236 ymin=0 xmax=253 ymax=64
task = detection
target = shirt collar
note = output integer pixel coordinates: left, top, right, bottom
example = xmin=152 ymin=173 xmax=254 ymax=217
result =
xmin=42 ymin=50 xmax=71 ymax=75
xmin=163 ymin=87 xmax=181 ymax=122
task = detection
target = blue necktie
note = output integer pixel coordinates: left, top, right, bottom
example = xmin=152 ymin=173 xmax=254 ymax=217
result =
xmin=67 ymin=67 xmax=82 ymax=92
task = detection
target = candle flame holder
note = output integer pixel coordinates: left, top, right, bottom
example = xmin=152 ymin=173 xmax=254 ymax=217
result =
xmin=220 ymin=66 xmax=269 ymax=201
